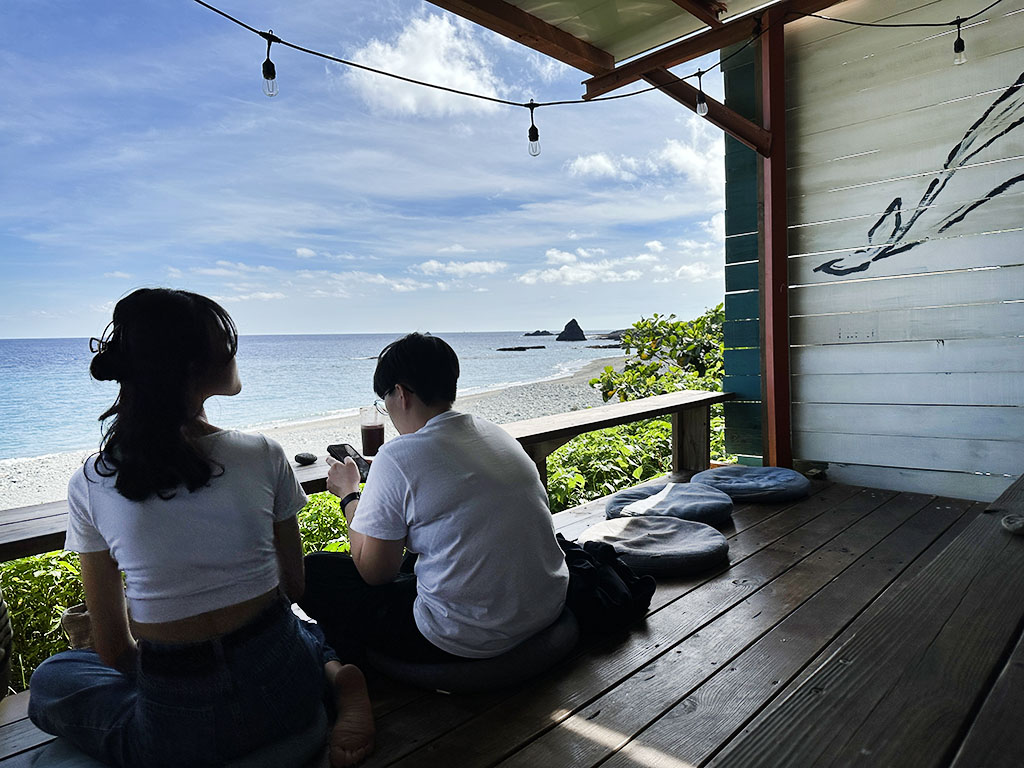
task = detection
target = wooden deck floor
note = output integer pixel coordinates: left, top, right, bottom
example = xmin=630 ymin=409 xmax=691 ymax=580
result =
xmin=3 ymin=477 xmax=1023 ymax=767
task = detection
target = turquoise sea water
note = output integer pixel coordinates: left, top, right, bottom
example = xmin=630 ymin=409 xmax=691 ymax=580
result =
xmin=0 ymin=332 xmax=618 ymax=460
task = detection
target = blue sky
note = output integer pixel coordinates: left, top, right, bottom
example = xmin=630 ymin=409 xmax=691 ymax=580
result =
xmin=2 ymin=0 xmax=726 ymax=338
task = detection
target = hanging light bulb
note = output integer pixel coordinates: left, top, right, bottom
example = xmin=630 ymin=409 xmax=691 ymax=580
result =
xmin=953 ymin=17 xmax=967 ymax=65
xmin=695 ymin=70 xmax=709 ymax=117
xmin=261 ymin=31 xmax=279 ymax=97
xmin=527 ymin=100 xmax=541 ymax=157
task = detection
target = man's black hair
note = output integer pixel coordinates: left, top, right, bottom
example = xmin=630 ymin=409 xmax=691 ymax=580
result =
xmin=373 ymin=333 xmax=459 ymax=407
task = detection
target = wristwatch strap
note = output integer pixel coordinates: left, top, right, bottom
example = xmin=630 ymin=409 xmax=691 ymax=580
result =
xmin=340 ymin=491 xmax=361 ymax=513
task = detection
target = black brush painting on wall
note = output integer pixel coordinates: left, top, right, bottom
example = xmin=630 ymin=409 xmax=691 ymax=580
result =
xmin=814 ymin=70 xmax=1024 ymax=277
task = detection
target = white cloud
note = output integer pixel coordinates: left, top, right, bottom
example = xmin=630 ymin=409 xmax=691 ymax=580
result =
xmin=438 ymin=244 xmax=474 ymax=253
xmin=295 ymin=247 xmax=316 ymax=259
xmin=567 ymin=153 xmax=635 ymax=181
xmin=165 ymin=267 xmax=183 ymax=280
xmin=575 ymin=247 xmax=605 ymax=259
xmin=414 ymin=259 xmax=507 ymax=276
xmin=346 ymin=15 xmax=506 ymax=117
xmin=545 ymin=248 xmax=576 ymax=265
xmin=645 ymin=240 xmax=666 ymax=253
xmin=673 ymin=262 xmax=722 ymax=281
xmin=518 ymin=259 xmax=643 ymax=285
xmin=216 ymin=292 xmax=287 ymax=302
xmin=335 ymin=271 xmax=432 ymax=293
xmin=103 ymin=271 xmax=133 ymax=279
xmin=703 ymin=211 xmax=725 ymax=241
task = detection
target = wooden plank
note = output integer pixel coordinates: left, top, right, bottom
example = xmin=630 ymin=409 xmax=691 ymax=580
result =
xmin=789 ymin=302 xmax=1024 ymax=346
xmin=424 ymin=0 xmax=614 ymax=75
xmin=821 ymin=463 xmax=1015 ymax=504
xmin=0 ymin=717 xmax=53 ymax=761
xmin=792 ymin=403 xmax=1024 ymax=442
xmin=582 ymin=0 xmax=849 ymax=98
xmin=793 ymin=431 xmax=1023 ymax=476
xmin=790 ymin=338 xmax=1024 ymax=375
xmin=597 ymin=496 xmax=973 ymax=768
xmin=710 ymin=510 xmax=1024 ymax=768
xmin=949 ymin=626 xmax=1024 ymax=768
xmin=788 ymin=192 xmax=1024 ymax=260
xmin=371 ymin=484 xmax=886 ymax=768
xmin=789 ymin=264 xmax=1024 ymax=317
xmin=790 ymin=371 xmax=1024 ymax=406
xmin=498 ymin=490 xmax=954 ymax=768
xmin=787 ymin=51 xmax=1024 ymax=147
xmin=782 ymin=0 xmax=1024 ymax=50
xmin=501 ymin=391 xmax=732 ymax=446
xmin=789 ymin=228 xmax=1024 ymax=285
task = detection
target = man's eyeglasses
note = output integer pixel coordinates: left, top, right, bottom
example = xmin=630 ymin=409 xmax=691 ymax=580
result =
xmin=375 ymin=385 xmax=415 ymax=415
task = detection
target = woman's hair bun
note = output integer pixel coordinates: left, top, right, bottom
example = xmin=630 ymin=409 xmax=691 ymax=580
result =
xmin=90 ymin=346 xmax=122 ymax=382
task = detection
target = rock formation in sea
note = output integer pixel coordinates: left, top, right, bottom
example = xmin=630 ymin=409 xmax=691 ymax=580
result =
xmin=497 ymin=346 xmax=546 ymax=351
xmin=556 ymin=319 xmax=586 ymax=341
xmin=523 ymin=330 xmax=553 ymax=336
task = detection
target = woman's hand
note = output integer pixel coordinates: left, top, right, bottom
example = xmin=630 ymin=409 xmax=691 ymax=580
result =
xmin=326 ymin=456 xmax=361 ymax=499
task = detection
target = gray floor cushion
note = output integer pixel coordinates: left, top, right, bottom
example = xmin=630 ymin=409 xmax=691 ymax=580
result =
xmin=367 ymin=606 xmax=579 ymax=694
xmin=32 ymin=708 xmax=328 ymax=768
xmin=606 ymin=481 xmax=734 ymax=527
xmin=578 ymin=516 xmax=730 ymax=576
xmin=691 ymin=465 xmax=811 ymax=502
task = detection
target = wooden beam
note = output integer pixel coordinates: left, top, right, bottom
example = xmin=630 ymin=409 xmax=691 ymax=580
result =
xmin=668 ymin=0 xmax=725 ymax=28
xmin=584 ymin=0 xmax=848 ymax=99
xmin=427 ymin=0 xmax=614 ymax=76
xmin=640 ymin=68 xmax=770 ymax=156
xmin=760 ymin=3 xmax=792 ymax=468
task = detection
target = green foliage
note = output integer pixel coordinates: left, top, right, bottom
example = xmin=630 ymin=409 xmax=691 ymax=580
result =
xmin=297 ymin=491 xmax=351 ymax=555
xmin=547 ymin=419 xmax=673 ymax=513
xmin=548 ymin=305 xmax=733 ymax=513
xmin=0 ymin=492 xmax=350 ymax=696
xmin=0 ymin=550 xmax=84 ymax=694
xmin=591 ymin=304 xmax=725 ymax=402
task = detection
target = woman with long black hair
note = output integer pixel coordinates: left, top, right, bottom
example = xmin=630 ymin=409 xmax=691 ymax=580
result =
xmin=28 ymin=288 xmax=374 ymax=767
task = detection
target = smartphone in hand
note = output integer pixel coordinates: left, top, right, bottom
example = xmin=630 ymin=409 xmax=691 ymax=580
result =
xmin=327 ymin=443 xmax=370 ymax=482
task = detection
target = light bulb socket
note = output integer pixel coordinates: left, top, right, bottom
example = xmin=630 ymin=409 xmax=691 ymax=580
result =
xmin=953 ymin=18 xmax=966 ymax=65
xmin=528 ymin=125 xmax=539 ymax=142
xmin=262 ymin=58 xmax=277 ymax=81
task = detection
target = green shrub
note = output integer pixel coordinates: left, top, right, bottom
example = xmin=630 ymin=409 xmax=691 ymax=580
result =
xmin=0 ymin=550 xmax=84 ymax=694
xmin=547 ymin=419 xmax=673 ymax=513
xmin=0 ymin=492 xmax=350 ymax=696
xmin=297 ymin=491 xmax=351 ymax=555
xmin=546 ymin=305 xmax=733 ymax=514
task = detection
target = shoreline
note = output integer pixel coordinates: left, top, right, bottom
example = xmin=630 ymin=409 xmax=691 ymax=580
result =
xmin=0 ymin=356 xmax=621 ymax=511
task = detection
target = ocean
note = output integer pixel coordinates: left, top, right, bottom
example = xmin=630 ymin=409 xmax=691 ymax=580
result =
xmin=0 ymin=332 xmax=620 ymax=461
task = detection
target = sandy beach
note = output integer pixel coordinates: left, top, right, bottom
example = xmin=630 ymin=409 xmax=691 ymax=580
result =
xmin=0 ymin=356 xmax=620 ymax=512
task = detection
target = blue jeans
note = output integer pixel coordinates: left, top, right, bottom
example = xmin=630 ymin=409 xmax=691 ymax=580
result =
xmin=28 ymin=597 xmax=337 ymax=767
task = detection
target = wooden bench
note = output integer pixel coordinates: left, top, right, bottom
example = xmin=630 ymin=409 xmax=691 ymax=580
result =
xmin=6 ymin=476 xmax=1021 ymax=766
xmin=0 ymin=390 xmax=730 ymax=563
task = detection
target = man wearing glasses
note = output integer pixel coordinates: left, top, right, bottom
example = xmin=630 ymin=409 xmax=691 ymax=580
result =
xmin=299 ymin=333 xmax=569 ymax=665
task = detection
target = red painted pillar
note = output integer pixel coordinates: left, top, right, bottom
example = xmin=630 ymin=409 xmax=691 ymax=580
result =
xmin=761 ymin=5 xmax=793 ymax=468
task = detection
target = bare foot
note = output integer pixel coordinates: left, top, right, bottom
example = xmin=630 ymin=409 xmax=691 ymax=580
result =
xmin=326 ymin=662 xmax=375 ymax=767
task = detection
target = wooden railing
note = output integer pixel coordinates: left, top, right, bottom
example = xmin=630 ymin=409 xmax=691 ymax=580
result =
xmin=0 ymin=390 xmax=731 ymax=563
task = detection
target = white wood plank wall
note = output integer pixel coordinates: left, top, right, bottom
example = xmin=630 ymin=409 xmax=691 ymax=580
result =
xmin=784 ymin=0 xmax=1024 ymax=501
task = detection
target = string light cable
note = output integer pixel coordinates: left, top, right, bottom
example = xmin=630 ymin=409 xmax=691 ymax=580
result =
xmin=190 ymin=0 xmax=1008 ymax=154
xmin=791 ymin=0 xmax=1007 ymax=65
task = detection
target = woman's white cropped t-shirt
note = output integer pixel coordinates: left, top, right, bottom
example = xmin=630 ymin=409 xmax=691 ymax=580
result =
xmin=65 ymin=430 xmax=307 ymax=623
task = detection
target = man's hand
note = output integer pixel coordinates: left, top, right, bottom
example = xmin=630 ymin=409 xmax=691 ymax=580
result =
xmin=326 ymin=456 xmax=361 ymax=499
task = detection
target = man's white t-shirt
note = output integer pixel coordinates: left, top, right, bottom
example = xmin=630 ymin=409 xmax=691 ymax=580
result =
xmin=65 ymin=431 xmax=308 ymax=624
xmin=351 ymin=410 xmax=569 ymax=658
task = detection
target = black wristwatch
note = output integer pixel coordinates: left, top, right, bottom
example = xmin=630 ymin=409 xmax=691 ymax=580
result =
xmin=340 ymin=491 xmax=361 ymax=513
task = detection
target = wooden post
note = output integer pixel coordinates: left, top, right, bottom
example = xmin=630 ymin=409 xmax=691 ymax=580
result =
xmin=760 ymin=4 xmax=793 ymax=468
xmin=672 ymin=406 xmax=711 ymax=479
